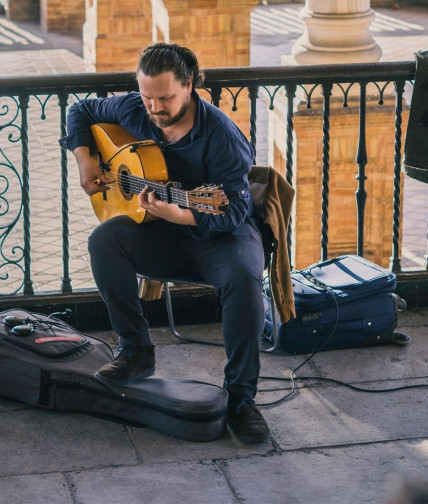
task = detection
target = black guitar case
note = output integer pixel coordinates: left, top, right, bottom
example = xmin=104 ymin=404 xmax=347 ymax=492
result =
xmin=0 ymin=309 xmax=228 ymax=442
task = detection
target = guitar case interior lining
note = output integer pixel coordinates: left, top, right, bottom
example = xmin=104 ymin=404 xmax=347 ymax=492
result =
xmin=0 ymin=309 xmax=228 ymax=442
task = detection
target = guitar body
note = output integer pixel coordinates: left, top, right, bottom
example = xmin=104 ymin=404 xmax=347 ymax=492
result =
xmin=90 ymin=123 xmax=169 ymax=223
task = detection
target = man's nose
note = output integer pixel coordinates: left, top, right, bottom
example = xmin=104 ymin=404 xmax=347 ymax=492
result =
xmin=150 ymin=99 xmax=163 ymax=113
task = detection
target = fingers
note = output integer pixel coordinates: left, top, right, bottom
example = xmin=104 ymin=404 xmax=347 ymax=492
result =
xmin=81 ymin=176 xmax=112 ymax=196
xmin=88 ymin=180 xmax=110 ymax=196
xmin=98 ymin=172 xmax=114 ymax=185
xmin=81 ymin=169 xmax=114 ymax=196
xmin=138 ymin=186 xmax=152 ymax=209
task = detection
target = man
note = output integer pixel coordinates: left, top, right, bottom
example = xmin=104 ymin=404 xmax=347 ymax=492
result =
xmin=60 ymin=42 xmax=269 ymax=444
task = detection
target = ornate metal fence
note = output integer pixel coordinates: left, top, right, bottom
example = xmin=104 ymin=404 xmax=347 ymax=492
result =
xmin=0 ymin=61 xmax=423 ymax=304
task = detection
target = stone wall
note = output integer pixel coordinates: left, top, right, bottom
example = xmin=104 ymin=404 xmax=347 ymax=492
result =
xmin=3 ymin=0 xmax=39 ymax=21
xmin=83 ymin=0 xmax=152 ymax=72
xmin=154 ymin=0 xmax=259 ymax=68
xmin=40 ymin=0 xmax=85 ymax=32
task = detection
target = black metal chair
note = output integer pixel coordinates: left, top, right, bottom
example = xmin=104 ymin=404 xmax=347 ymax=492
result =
xmin=137 ymin=265 xmax=279 ymax=352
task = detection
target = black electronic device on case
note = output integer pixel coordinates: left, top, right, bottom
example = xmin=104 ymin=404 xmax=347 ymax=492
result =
xmin=403 ymin=50 xmax=428 ymax=183
xmin=0 ymin=309 xmax=228 ymax=442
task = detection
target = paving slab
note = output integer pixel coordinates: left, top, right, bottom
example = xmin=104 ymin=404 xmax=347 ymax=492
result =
xmin=128 ymin=423 xmax=274 ymax=465
xmin=285 ymin=332 xmax=428 ymax=384
xmin=0 ymin=409 xmax=139 ymax=477
xmin=220 ymin=439 xmax=428 ymax=504
xmin=264 ymin=382 xmax=428 ymax=450
xmin=0 ymin=473 xmax=74 ymax=504
xmin=69 ymin=462 xmax=236 ymax=504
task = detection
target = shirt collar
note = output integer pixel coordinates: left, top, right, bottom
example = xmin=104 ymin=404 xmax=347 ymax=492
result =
xmin=189 ymin=90 xmax=206 ymax=141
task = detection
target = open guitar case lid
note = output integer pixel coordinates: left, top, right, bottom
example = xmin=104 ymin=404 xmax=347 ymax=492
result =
xmin=0 ymin=309 xmax=228 ymax=442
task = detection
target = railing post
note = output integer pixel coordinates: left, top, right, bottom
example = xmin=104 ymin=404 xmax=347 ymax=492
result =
xmin=390 ymin=79 xmax=405 ymax=273
xmin=211 ymin=85 xmax=222 ymax=109
xmin=248 ymin=85 xmax=258 ymax=162
xmin=355 ymin=82 xmax=368 ymax=257
xmin=285 ymin=84 xmax=296 ymax=269
xmin=19 ymin=93 xmax=34 ymax=295
xmin=58 ymin=91 xmax=72 ymax=293
xmin=321 ymin=82 xmax=333 ymax=262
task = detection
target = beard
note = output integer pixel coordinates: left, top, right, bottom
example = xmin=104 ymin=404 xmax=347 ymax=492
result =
xmin=147 ymin=96 xmax=191 ymax=129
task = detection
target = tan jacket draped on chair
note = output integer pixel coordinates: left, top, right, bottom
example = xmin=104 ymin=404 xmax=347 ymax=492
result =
xmin=249 ymin=165 xmax=296 ymax=323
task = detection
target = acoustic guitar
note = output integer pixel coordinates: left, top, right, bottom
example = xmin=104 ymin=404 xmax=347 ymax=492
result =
xmin=89 ymin=123 xmax=229 ymax=223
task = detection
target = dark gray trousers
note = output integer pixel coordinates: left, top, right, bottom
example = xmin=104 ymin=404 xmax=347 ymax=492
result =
xmin=88 ymin=216 xmax=265 ymax=409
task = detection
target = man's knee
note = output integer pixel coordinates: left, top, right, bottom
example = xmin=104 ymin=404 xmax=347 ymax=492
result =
xmin=88 ymin=216 xmax=131 ymax=255
xmin=88 ymin=221 xmax=109 ymax=256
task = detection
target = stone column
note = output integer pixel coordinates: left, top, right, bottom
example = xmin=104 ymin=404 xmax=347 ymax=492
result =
xmin=291 ymin=0 xmax=381 ymax=64
xmin=268 ymin=0 xmax=407 ymax=269
xmin=83 ymin=0 xmax=152 ymax=72
xmin=152 ymin=0 xmax=259 ymax=135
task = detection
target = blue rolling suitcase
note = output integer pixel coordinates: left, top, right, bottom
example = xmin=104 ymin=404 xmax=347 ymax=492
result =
xmin=264 ymin=255 xmax=407 ymax=354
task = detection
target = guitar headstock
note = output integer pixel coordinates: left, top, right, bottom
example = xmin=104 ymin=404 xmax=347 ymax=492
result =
xmin=187 ymin=184 xmax=229 ymax=214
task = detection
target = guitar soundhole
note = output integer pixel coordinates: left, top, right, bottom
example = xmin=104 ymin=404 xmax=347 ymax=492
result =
xmin=118 ymin=164 xmax=133 ymax=201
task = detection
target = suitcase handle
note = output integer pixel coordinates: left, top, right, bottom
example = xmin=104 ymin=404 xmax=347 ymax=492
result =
xmin=299 ymin=271 xmax=333 ymax=292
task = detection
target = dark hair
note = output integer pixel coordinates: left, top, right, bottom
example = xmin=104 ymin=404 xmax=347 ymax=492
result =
xmin=136 ymin=42 xmax=204 ymax=90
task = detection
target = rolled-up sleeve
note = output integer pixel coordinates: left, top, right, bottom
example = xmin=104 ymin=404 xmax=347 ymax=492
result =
xmin=189 ymin=125 xmax=254 ymax=240
xmin=59 ymin=94 xmax=137 ymax=151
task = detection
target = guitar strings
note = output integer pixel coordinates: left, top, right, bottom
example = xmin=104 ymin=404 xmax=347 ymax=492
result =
xmin=101 ymin=171 xmax=189 ymax=205
xmin=96 ymin=182 xmax=216 ymax=211
xmin=101 ymin=170 xmax=220 ymax=204
xmin=96 ymin=182 xmax=217 ymax=212
xmin=98 ymin=170 xmax=223 ymax=213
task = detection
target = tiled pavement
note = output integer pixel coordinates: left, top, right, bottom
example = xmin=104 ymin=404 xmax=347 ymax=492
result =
xmin=0 ymin=6 xmax=428 ymax=504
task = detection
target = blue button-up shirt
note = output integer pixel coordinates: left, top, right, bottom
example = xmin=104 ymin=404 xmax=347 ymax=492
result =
xmin=60 ymin=91 xmax=255 ymax=240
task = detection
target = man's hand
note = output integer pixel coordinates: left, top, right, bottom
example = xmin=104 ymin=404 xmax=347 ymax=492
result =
xmin=138 ymin=186 xmax=197 ymax=226
xmin=73 ymin=146 xmax=113 ymax=196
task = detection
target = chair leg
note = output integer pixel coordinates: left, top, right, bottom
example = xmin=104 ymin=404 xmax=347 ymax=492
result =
xmin=164 ymin=282 xmax=223 ymax=346
xmin=163 ymin=273 xmax=280 ymax=350
xmin=164 ymin=282 xmax=188 ymax=342
xmin=137 ymin=276 xmax=145 ymax=298
xmin=263 ymin=264 xmax=279 ymax=353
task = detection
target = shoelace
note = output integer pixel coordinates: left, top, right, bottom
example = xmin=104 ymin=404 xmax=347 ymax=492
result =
xmin=114 ymin=345 xmax=134 ymax=359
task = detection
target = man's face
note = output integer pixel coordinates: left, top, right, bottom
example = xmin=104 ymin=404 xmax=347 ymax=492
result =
xmin=137 ymin=70 xmax=192 ymax=129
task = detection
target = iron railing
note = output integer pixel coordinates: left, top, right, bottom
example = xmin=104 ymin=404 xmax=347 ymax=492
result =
xmin=0 ymin=61 xmax=426 ymax=305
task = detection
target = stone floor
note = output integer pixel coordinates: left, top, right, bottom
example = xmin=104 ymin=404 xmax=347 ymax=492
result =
xmin=0 ymin=310 xmax=427 ymax=504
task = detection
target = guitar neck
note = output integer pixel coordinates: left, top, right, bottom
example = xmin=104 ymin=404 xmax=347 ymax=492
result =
xmin=127 ymin=174 xmax=189 ymax=207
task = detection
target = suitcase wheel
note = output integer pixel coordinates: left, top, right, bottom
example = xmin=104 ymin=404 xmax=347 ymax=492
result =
xmin=392 ymin=331 xmax=411 ymax=345
xmin=392 ymin=293 xmax=407 ymax=312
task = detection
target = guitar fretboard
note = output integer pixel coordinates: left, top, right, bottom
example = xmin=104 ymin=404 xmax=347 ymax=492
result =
xmin=120 ymin=172 xmax=189 ymax=208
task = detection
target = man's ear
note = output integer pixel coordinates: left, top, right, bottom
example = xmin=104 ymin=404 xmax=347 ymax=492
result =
xmin=187 ymin=77 xmax=193 ymax=93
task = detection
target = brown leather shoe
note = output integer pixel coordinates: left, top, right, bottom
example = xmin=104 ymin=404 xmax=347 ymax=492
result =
xmin=227 ymin=402 xmax=270 ymax=444
xmin=94 ymin=345 xmax=155 ymax=384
